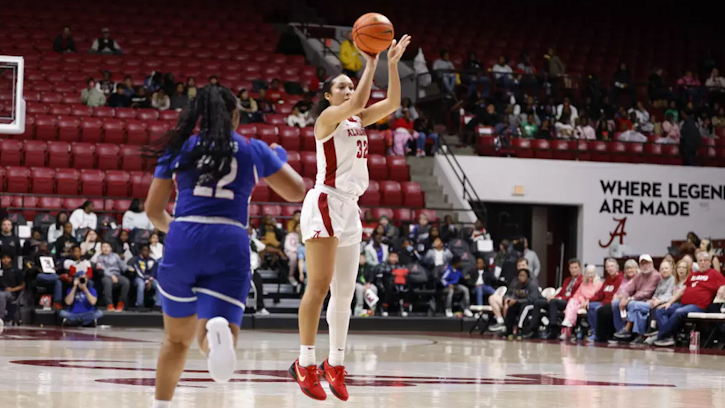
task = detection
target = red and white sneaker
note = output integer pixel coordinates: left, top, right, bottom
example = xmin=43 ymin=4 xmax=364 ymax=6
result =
xmin=289 ymin=359 xmax=326 ymax=401
xmin=318 ymin=359 xmax=349 ymax=401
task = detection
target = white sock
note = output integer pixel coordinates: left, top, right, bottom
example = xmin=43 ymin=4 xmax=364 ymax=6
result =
xmin=496 ymin=317 xmax=504 ymax=324
xmin=299 ymin=345 xmax=316 ymax=367
xmin=329 ymin=346 xmax=345 ymax=366
xmin=152 ymin=400 xmax=171 ymax=408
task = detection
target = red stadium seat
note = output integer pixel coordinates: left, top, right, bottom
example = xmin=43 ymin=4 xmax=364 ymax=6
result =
xmin=645 ymin=143 xmax=665 ymax=165
xmin=147 ymin=121 xmax=170 ymax=143
xmin=608 ymin=142 xmax=628 ymax=163
xmin=48 ymin=104 xmax=71 ymax=116
xmin=393 ymin=208 xmax=412 ymax=224
xmin=367 ymin=154 xmax=387 ymax=180
xmin=414 ymin=209 xmax=438 ymax=223
xmin=662 ymin=145 xmax=681 ymax=165
xmin=114 ymin=108 xmax=137 ymax=119
xmin=70 ymin=105 xmax=93 ymax=118
xmin=300 ymin=151 xmax=317 ymax=178
xmin=266 ymin=114 xmax=286 ymax=126
xmin=40 ymin=196 xmax=64 ymax=210
xmin=102 ymin=119 xmax=126 ymax=144
xmin=279 ymin=126 xmax=301 ymax=151
xmin=367 ymin=130 xmax=386 ymax=155
xmin=80 ymin=118 xmax=103 ymax=143
xmin=71 ymin=142 xmax=95 ymax=169
xmin=626 ymin=143 xmax=644 ymax=163
xmin=402 ymin=182 xmax=424 ymax=208
xmin=512 ymin=138 xmax=534 ymax=158
xmin=552 ymin=140 xmax=573 ymax=160
xmin=23 ymin=140 xmax=47 ymax=167
xmin=57 ymin=117 xmax=81 ymax=142
xmin=575 ymin=140 xmax=591 ymax=161
xmin=257 ymin=124 xmax=279 ymax=145
xmin=137 ymin=109 xmax=159 ymax=121
xmin=359 ymin=180 xmax=380 ymax=206
xmin=237 ymin=124 xmax=257 ymax=136
xmin=30 ymin=167 xmax=55 ymax=194
xmin=6 ymin=167 xmax=30 ymax=193
xmin=251 ymin=178 xmax=269 ymax=202
xmin=55 ymin=169 xmax=79 ymax=195
xmin=281 ymin=204 xmax=302 ymax=219
xmin=387 ymin=156 xmax=409 ymax=181
xmin=379 ymin=181 xmax=402 ymax=206
xmin=533 ymin=139 xmax=553 ymax=160
xmin=287 ymin=151 xmax=301 ymax=173
xmin=39 ymin=93 xmax=63 ymax=104
xmin=34 ymin=115 xmax=58 ymax=141
xmin=105 ymin=170 xmax=130 ymax=197
xmin=47 ymin=141 xmax=71 ymax=168
xmin=121 ymin=145 xmax=143 ymax=171
xmin=126 ymin=120 xmax=149 ymax=145
xmin=129 ymin=171 xmax=152 ymax=198
xmin=372 ymin=207 xmax=394 ymax=222
xmin=63 ymin=197 xmax=85 ymax=211
xmin=301 ymin=127 xmax=316 ymax=151
xmin=80 ymin=169 xmax=104 ymax=196
xmin=590 ymin=141 xmax=610 ymax=162
xmin=159 ymin=110 xmax=178 ymax=122
xmin=113 ymin=199 xmax=132 ymax=213
xmin=92 ymin=106 xmax=114 ymax=118
xmin=261 ymin=204 xmax=282 ymax=217
xmin=96 ymin=143 xmax=121 ymax=170
xmin=1 ymin=139 xmax=23 ymax=166
xmin=14 ymin=195 xmax=39 ymax=220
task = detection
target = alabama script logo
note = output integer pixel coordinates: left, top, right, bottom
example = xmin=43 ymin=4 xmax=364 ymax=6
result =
xmin=10 ymin=360 xmax=674 ymax=389
xmin=599 ymin=217 xmax=627 ymax=248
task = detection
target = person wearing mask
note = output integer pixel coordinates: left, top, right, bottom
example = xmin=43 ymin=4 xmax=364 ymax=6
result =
xmin=364 ymin=233 xmax=389 ymax=267
xmin=59 ymin=272 xmax=102 ymax=327
xmin=53 ymin=222 xmax=78 ymax=258
xmin=610 ymin=255 xmax=662 ymax=343
xmin=53 ymin=26 xmax=76 ymax=53
xmin=560 ymin=265 xmax=602 ymax=340
xmin=423 ymin=238 xmax=453 ymax=269
xmin=80 ymin=78 xmax=106 ymax=107
xmin=586 ymin=258 xmax=624 ymax=342
xmin=0 ymin=254 xmax=24 ymax=329
xmin=69 ymin=201 xmax=97 ymax=231
xmin=130 ymin=244 xmax=160 ymax=311
xmin=354 ymin=254 xmax=377 ymax=316
xmin=398 ymin=238 xmax=421 ymax=265
xmin=502 ymin=267 xmax=542 ymax=336
xmin=97 ymin=242 xmax=132 ymax=311
xmin=339 ymin=31 xmax=363 ymax=78
xmin=524 ymin=258 xmax=583 ymax=339
xmin=0 ymin=219 xmax=20 ymax=260
xmin=122 ymin=199 xmax=155 ymax=231
xmin=651 ymin=252 xmax=725 ymax=346
xmin=441 ymin=255 xmax=473 ymax=317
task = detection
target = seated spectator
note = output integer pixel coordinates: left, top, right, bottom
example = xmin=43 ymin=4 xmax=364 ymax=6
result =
xmin=53 ymin=222 xmax=78 ymax=258
xmin=677 ymin=70 xmax=702 ymax=104
xmin=561 ymin=265 xmax=602 ymax=339
xmin=256 ymin=88 xmax=275 ymax=114
xmin=618 ymin=112 xmax=648 ymax=142
xmin=131 ymin=87 xmax=151 ymax=109
xmin=121 ymin=76 xmax=136 ymax=97
xmin=390 ymin=127 xmax=413 ymax=156
xmin=705 ymin=68 xmax=725 ymax=96
xmin=574 ymin=117 xmax=596 ymax=140
xmin=286 ymin=210 xmax=302 ymax=233
xmin=520 ymin=114 xmax=539 ymax=138
xmin=129 ymin=244 xmax=160 ymax=310
xmin=80 ymin=230 xmax=102 ymax=263
xmin=433 ymin=49 xmax=456 ymax=94
xmin=96 ymin=70 xmax=116 ymax=96
xmin=53 ymin=26 xmax=76 ymax=54
xmin=151 ymin=89 xmax=171 ymax=111
xmin=492 ymin=56 xmax=516 ymax=94
xmin=249 ymin=231 xmax=270 ymax=315
xmin=610 ymin=254 xmax=662 ymax=342
xmin=516 ymin=52 xmax=539 ymax=98
xmin=394 ymin=97 xmax=419 ymax=121
xmin=503 ymin=267 xmax=541 ymax=335
xmin=423 ymin=226 xmax=441 ymax=252
xmin=285 ymin=106 xmax=313 ymax=128
xmin=414 ymin=114 xmax=439 ymax=156
xmin=355 ymin=253 xmax=377 ymax=316
xmin=361 ymin=210 xmax=377 ymax=242
xmin=586 ymin=258 xmax=624 ymax=342
xmin=22 ymin=228 xmax=43 ymax=257
xmin=170 ymin=83 xmax=189 ymax=110
xmin=610 ymin=62 xmax=636 ymax=104
xmin=488 ymin=257 xmax=528 ymax=331
xmin=661 ymin=112 xmax=681 ymax=143
xmin=648 ymin=67 xmax=672 ymax=108
xmin=392 ymin=108 xmax=414 ymax=131
xmin=62 ymin=245 xmax=94 ymax=281
xmin=294 ymin=93 xmax=314 ymax=114
xmin=364 ymin=233 xmax=389 ymax=267
xmin=70 ymin=201 xmax=97 ymax=231
xmin=639 ymin=260 xmax=676 ymax=338
xmin=595 ymin=118 xmax=611 ymax=140
xmin=423 ymin=237 xmax=453 ymax=269
xmin=629 ymin=101 xmax=655 ymax=133
xmin=465 ymin=257 xmax=497 ymax=306
xmin=59 ymin=273 xmax=102 ymax=327
xmin=107 ymin=84 xmax=131 ymax=108
xmin=284 ymin=223 xmax=301 ymax=287
xmin=441 ymin=255 xmax=473 ymax=317
xmin=664 ymin=100 xmax=679 ymax=122
xmin=439 ymin=215 xmax=457 ymax=243
xmin=556 ymin=97 xmax=579 ymax=122
xmin=258 ymin=215 xmax=287 ymax=270
xmin=236 ymin=89 xmax=262 ymax=124
xmin=145 ymin=72 xmax=164 ymax=93
xmin=536 ymin=119 xmax=553 ymax=139
xmin=0 ymin=254 xmax=24 ymax=327
xmin=378 ymin=216 xmax=399 ymax=241
xmin=651 ymin=252 xmax=725 ymax=346
xmin=149 ymin=233 xmax=164 ymax=260
xmin=339 ymin=31 xmax=362 ymax=78
xmin=122 ymin=199 xmax=154 ymax=231
xmin=398 ymin=238 xmax=422 ymax=265
xmin=97 ymin=242 xmax=132 ymax=311
xmin=0 ymin=219 xmax=19 ymax=260
xmin=377 ymin=252 xmax=411 ymax=317
xmin=470 ymin=219 xmax=491 ymax=243
xmin=112 ymin=230 xmax=133 ymax=262
xmin=524 ymin=258 xmax=583 ymax=339
xmin=185 ymin=77 xmax=198 ymax=100
xmin=555 ymin=106 xmax=575 ymax=138
xmin=674 ymin=259 xmax=691 ymax=290
xmin=90 ymin=28 xmax=123 ymax=55
xmin=699 ymin=239 xmax=721 ymax=272
xmin=463 ymin=52 xmax=491 ymax=98
xmin=615 ymin=107 xmax=633 ymax=132
xmin=80 ymin=78 xmax=106 ymax=107
xmin=30 ymin=242 xmax=63 ymax=309
xmin=409 ymin=213 xmax=431 ymax=251
xmin=47 ymin=213 xmax=68 ymax=246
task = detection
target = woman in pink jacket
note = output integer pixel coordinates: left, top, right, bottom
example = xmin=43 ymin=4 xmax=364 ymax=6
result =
xmin=561 ymin=265 xmax=602 ymax=339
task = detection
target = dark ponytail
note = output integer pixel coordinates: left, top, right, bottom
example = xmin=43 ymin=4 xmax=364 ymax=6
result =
xmin=313 ymin=77 xmax=334 ymax=118
xmin=144 ymin=85 xmax=238 ymax=186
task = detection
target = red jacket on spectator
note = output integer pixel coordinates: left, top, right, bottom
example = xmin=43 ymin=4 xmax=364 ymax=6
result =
xmin=681 ymin=268 xmax=725 ymax=310
xmin=392 ymin=117 xmax=414 ymax=131
xmin=555 ymin=274 xmax=583 ymax=301
xmin=589 ymin=272 xmax=623 ymax=304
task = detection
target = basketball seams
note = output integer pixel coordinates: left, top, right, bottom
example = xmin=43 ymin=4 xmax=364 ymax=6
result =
xmin=352 ymin=13 xmax=394 ymax=54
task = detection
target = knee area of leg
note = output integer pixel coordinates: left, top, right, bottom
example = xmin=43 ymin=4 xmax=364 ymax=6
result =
xmin=166 ymin=334 xmax=193 ymax=348
xmin=304 ymin=284 xmax=330 ymax=300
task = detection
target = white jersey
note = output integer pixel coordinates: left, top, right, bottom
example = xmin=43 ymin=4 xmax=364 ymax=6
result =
xmin=314 ymin=115 xmax=369 ymax=197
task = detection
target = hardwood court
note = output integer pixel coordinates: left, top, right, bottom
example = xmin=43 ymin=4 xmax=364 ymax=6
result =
xmin=0 ymin=327 xmax=723 ymax=408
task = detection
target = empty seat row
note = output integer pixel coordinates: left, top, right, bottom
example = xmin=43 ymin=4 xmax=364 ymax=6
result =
xmin=0 ymin=140 xmax=146 ymax=170
xmin=0 ymin=168 xmax=152 ymax=198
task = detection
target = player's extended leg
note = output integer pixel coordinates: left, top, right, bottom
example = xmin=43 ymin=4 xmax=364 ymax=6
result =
xmin=155 ymin=314 xmax=197 ymax=404
xmin=196 ymin=318 xmax=241 ymax=383
xmin=318 ymin=243 xmax=358 ymax=401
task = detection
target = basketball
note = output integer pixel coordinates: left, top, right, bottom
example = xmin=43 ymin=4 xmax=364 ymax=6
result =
xmin=352 ymin=12 xmax=395 ymax=55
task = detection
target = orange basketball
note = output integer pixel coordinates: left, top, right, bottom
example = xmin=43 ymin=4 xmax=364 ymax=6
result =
xmin=352 ymin=13 xmax=395 ymax=55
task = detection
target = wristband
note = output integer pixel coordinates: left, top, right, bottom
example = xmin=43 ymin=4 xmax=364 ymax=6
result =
xmin=274 ymin=145 xmax=288 ymax=163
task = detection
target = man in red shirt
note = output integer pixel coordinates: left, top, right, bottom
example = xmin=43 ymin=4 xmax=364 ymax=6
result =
xmin=652 ymin=252 xmax=725 ymax=346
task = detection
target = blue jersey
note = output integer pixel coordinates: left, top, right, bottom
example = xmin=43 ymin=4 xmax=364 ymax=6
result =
xmin=154 ymin=133 xmax=284 ymax=226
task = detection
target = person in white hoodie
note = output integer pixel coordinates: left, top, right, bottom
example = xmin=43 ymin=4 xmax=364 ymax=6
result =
xmin=149 ymin=232 xmax=164 ymax=260
xmin=47 ymin=212 xmax=69 ymax=245
xmin=122 ymin=199 xmax=155 ymax=231
xmin=69 ymin=201 xmax=97 ymax=231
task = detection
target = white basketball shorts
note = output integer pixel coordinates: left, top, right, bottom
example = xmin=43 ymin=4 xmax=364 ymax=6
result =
xmin=300 ymin=187 xmax=362 ymax=248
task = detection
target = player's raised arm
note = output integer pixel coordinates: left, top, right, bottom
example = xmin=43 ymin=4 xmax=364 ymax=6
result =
xmin=360 ymin=34 xmax=411 ymax=127
xmin=315 ymin=46 xmax=379 ymax=138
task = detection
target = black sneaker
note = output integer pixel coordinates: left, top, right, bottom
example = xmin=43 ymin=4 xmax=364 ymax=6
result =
xmin=522 ymin=331 xmax=539 ymax=340
xmin=644 ymin=327 xmax=658 ymax=337
xmin=631 ymin=336 xmax=645 ymax=345
xmin=654 ymin=337 xmax=675 ymax=347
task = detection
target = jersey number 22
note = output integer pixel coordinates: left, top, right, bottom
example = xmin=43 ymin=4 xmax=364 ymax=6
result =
xmin=192 ymin=158 xmax=238 ymax=200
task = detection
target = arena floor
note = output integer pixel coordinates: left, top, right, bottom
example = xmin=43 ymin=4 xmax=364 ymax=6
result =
xmin=0 ymin=327 xmax=723 ymax=408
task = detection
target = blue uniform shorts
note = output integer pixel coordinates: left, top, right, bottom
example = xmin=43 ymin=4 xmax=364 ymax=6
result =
xmin=156 ymin=220 xmax=251 ymax=326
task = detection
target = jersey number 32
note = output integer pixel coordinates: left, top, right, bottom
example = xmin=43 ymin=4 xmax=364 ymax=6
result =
xmin=356 ymin=139 xmax=368 ymax=159
xmin=192 ymin=158 xmax=238 ymax=200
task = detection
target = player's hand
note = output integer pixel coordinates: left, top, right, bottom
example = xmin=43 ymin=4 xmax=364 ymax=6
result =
xmin=111 ymin=274 xmax=118 ymax=284
xmin=355 ymin=42 xmax=379 ymax=63
xmin=387 ymin=34 xmax=411 ymax=65
xmin=269 ymin=143 xmax=280 ymax=150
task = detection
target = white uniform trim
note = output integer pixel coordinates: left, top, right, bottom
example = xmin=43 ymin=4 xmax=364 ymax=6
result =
xmin=193 ymin=287 xmax=247 ymax=310
xmin=175 ymin=216 xmax=247 ymax=229
xmin=157 ymin=283 xmax=198 ymax=302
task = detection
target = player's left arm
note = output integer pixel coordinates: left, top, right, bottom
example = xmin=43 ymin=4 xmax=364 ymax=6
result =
xmin=360 ymin=35 xmax=412 ymax=127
